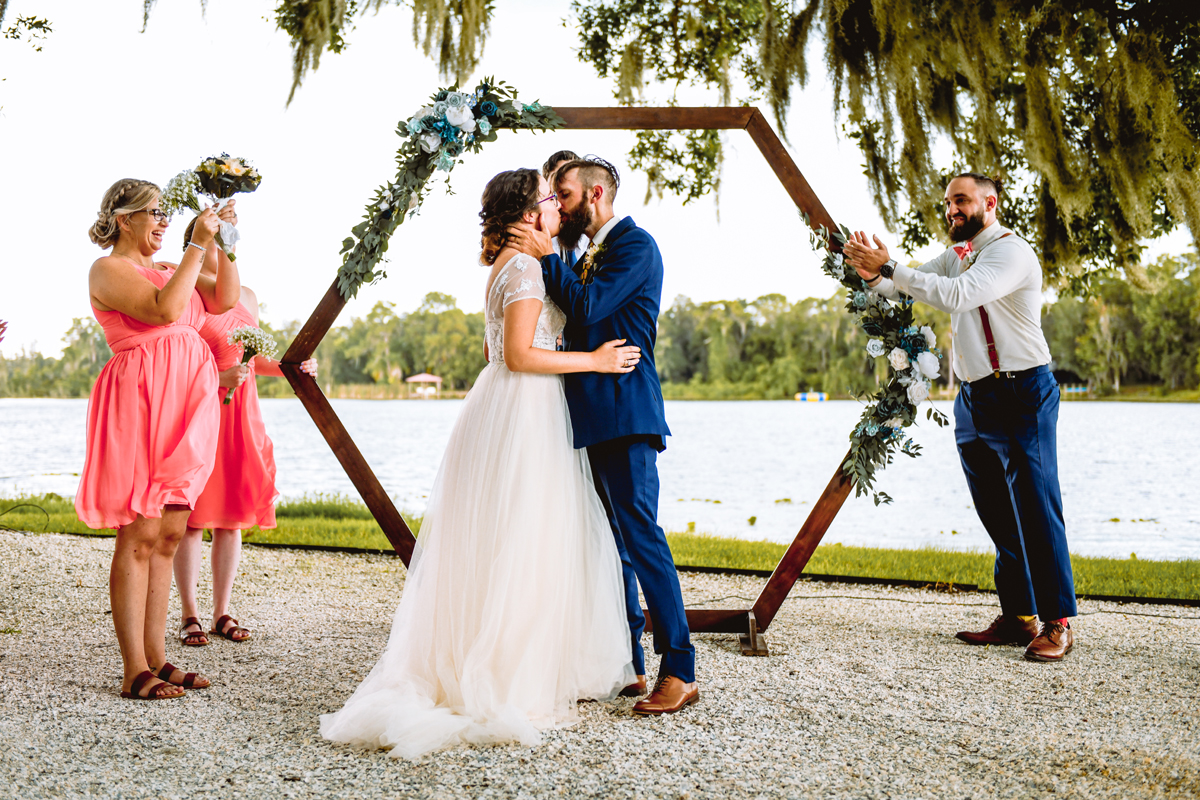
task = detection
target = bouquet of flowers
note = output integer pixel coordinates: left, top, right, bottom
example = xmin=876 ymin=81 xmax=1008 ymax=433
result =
xmin=224 ymin=326 xmax=277 ymax=405
xmin=160 ymin=154 xmax=263 ymax=261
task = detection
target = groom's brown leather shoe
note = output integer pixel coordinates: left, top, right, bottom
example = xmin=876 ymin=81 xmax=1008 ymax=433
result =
xmin=956 ymin=614 xmax=1039 ymax=646
xmin=632 ymin=676 xmax=699 ymax=716
xmin=1024 ymin=621 xmax=1074 ymax=662
xmin=619 ymin=675 xmax=647 ymax=697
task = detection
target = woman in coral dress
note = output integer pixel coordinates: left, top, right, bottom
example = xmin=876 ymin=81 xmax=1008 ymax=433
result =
xmin=77 ymin=179 xmax=239 ymax=700
xmin=174 ymin=224 xmax=318 ymax=647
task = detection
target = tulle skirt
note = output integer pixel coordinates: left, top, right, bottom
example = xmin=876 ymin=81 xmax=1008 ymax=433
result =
xmin=320 ymin=362 xmax=634 ymax=759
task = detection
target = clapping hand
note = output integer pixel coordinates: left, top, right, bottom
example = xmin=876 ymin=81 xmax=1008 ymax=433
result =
xmin=842 ymin=231 xmax=890 ymax=280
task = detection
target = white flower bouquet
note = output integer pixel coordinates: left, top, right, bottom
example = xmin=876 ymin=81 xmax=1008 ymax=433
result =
xmin=160 ymin=154 xmax=263 ymax=261
xmin=224 ymin=325 xmax=277 ymax=405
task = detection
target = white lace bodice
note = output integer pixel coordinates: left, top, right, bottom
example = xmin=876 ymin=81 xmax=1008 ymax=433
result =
xmin=485 ymin=253 xmax=566 ymax=366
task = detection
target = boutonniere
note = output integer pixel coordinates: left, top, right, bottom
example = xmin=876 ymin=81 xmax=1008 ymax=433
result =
xmin=579 ymin=242 xmax=608 ymax=284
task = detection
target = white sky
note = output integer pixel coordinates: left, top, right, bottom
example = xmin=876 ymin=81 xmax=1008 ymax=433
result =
xmin=0 ymin=0 xmax=1192 ymax=358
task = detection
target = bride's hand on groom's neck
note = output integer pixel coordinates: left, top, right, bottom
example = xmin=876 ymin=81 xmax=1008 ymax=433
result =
xmin=507 ymin=222 xmax=553 ymax=259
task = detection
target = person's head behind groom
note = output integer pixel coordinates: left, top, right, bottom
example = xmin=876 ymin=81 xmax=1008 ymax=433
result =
xmin=542 ymin=149 xmax=580 ymax=183
xmin=554 ymin=157 xmax=620 ymax=252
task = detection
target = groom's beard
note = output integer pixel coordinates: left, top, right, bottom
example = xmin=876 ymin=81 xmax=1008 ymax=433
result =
xmin=557 ymin=203 xmax=593 ymax=251
xmin=948 ymin=208 xmax=987 ymax=242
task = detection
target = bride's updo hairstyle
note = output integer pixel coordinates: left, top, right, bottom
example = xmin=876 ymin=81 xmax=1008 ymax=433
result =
xmin=88 ymin=179 xmax=161 ymax=249
xmin=479 ymin=168 xmax=541 ymax=266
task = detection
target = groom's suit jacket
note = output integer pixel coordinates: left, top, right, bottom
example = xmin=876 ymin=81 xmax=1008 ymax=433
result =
xmin=541 ymin=216 xmax=671 ymax=450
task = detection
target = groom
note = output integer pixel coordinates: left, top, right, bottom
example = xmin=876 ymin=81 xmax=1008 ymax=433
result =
xmin=509 ymin=157 xmax=698 ymax=715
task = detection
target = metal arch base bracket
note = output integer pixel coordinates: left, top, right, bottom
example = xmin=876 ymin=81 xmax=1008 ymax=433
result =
xmin=739 ymin=611 xmax=769 ymax=657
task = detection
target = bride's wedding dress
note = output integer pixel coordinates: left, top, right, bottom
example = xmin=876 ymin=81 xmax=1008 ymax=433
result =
xmin=320 ymin=253 xmax=635 ymax=759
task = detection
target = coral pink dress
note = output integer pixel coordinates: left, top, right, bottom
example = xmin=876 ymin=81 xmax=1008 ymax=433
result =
xmin=75 ymin=263 xmax=219 ymax=529
xmin=187 ymin=301 xmax=279 ymax=531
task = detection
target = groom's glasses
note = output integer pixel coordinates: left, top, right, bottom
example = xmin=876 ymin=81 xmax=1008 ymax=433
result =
xmin=537 ymin=193 xmax=559 ymax=207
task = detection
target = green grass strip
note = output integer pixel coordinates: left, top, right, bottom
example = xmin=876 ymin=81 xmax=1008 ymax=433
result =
xmin=3 ymin=494 xmax=1196 ymax=601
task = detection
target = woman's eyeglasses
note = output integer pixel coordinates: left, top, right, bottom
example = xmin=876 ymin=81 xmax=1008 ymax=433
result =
xmin=136 ymin=209 xmax=171 ymax=223
xmin=537 ymin=193 xmax=558 ymax=207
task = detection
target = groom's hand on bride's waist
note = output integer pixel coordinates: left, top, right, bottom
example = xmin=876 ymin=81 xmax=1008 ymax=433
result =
xmin=507 ymin=222 xmax=554 ymax=259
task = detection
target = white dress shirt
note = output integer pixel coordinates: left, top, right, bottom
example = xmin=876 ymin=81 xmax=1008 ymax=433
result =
xmin=590 ymin=214 xmax=624 ymax=246
xmin=868 ymin=220 xmax=1052 ymax=383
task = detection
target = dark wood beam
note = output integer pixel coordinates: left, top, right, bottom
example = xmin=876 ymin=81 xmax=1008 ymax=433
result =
xmin=280 ymin=362 xmax=417 ymax=565
xmin=751 ymin=450 xmax=855 ymax=631
xmin=553 ymin=106 xmax=755 ymax=130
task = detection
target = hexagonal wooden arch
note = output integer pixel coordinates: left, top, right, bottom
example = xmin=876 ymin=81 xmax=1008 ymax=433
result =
xmin=278 ymin=107 xmax=854 ymax=656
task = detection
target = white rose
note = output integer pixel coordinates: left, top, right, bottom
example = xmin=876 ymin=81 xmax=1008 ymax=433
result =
xmin=907 ymin=380 xmax=930 ymax=404
xmin=419 ymin=132 xmax=442 ymax=153
xmin=917 ymin=350 xmax=940 ymax=379
xmin=512 ymin=100 xmax=525 ymax=113
xmin=884 ymin=417 xmax=903 ymax=428
xmin=866 ymin=339 xmax=886 ymax=358
xmin=920 ymin=325 xmax=937 ymax=349
xmin=888 ymin=347 xmax=910 ymax=371
xmin=445 ymin=105 xmax=476 ymax=131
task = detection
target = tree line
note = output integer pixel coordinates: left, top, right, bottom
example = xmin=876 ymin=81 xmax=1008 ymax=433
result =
xmin=4 ymin=254 xmax=1197 ymax=400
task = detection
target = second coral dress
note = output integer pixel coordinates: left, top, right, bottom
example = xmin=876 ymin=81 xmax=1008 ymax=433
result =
xmin=75 ymin=262 xmax=220 ymax=528
xmin=187 ymin=301 xmax=279 ymax=532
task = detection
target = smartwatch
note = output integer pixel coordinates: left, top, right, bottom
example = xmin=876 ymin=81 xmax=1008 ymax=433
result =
xmin=879 ymin=259 xmax=897 ymax=279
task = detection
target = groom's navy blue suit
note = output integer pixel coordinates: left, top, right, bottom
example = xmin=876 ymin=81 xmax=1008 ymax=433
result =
xmin=541 ymin=216 xmax=695 ymax=683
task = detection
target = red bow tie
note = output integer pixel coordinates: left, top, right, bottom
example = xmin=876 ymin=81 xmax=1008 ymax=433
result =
xmin=953 ymin=241 xmax=974 ymax=260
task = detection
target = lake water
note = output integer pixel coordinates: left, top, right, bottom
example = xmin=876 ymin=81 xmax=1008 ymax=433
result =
xmin=2 ymin=398 xmax=1197 ymax=560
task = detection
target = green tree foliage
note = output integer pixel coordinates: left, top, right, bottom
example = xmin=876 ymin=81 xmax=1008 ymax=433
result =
xmin=656 ymin=291 xmax=952 ymax=399
xmin=570 ymin=0 xmax=1200 ymax=285
xmin=0 ymin=318 xmax=111 ymax=398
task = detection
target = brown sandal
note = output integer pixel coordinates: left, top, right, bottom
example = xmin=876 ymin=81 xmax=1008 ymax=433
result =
xmin=154 ymin=662 xmax=210 ymax=690
xmin=120 ymin=670 xmax=185 ymax=700
xmin=180 ymin=617 xmax=209 ymax=647
xmin=211 ymin=614 xmax=251 ymax=642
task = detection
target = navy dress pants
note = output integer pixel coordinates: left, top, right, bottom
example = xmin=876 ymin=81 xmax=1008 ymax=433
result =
xmin=588 ymin=435 xmax=695 ymax=683
xmin=955 ymin=365 xmax=1077 ymax=620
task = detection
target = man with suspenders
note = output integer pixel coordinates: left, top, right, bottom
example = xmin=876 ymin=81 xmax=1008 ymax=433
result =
xmin=843 ymin=173 xmax=1077 ymax=662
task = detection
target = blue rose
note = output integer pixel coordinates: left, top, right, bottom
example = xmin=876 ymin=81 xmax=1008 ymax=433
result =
xmin=436 ymin=151 xmax=455 ymax=172
xmin=446 ymin=92 xmax=467 ymax=108
xmin=433 ymin=100 xmax=449 ymax=115
xmin=435 ymin=90 xmax=449 ymax=101
xmin=480 ymin=100 xmax=498 ymax=117
xmin=852 ymin=291 xmax=868 ymax=309
xmin=527 ymin=101 xmax=542 ymax=111
xmin=865 ymin=421 xmax=880 ymax=437
xmin=407 ymin=117 xmax=425 ymax=134
xmin=477 ymin=119 xmax=492 ymax=135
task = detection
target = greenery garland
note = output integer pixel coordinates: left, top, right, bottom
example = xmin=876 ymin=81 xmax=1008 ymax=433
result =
xmin=335 ymin=78 xmax=562 ymax=299
xmin=804 ymin=214 xmax=950 ymax=505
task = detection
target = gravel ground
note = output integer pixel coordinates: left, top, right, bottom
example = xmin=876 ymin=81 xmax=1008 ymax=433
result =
xmin=1 ymin=530 xmax=1197 ymax=800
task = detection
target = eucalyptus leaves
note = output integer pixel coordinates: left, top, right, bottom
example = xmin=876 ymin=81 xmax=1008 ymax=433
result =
xmin=335 ymin=78 xmax=563 ymax=299
xmin=804 ymin=214 xmax=950 ymax=505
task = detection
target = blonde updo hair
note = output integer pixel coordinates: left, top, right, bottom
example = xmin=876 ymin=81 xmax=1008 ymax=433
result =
xmin=88 ymin=179 xmax=161 ymax=249
xmin=479 ymin=168 xmax=541 ymax=266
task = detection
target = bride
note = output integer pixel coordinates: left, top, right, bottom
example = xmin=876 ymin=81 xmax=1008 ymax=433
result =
xmin=320 ymin=168 xmax=641 ymax=759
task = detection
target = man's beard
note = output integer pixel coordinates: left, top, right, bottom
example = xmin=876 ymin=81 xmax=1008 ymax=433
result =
xmin=948 ymin=208 xmax=987 ymax=242
xmin=557 ymin=203 xmax=593 ymax=251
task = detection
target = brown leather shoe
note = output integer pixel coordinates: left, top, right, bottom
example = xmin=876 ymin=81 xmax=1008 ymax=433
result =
xmin=619 ymin=675 xmax=647 ymax=697
xmin=956 ymin=614 xmax=1039 ymax=646
xmin=632 ymin=676 xmax=699 ymax=716
xmin=1024 ymin=621 xmax=1074 ymax=662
